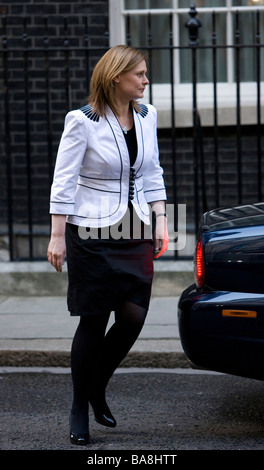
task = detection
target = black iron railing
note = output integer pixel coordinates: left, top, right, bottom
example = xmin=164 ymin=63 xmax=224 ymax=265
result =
xmin=125 ymin=5 xmax=264 ymax=237
xmin=1 ymin=14 xmax=108 ymax=260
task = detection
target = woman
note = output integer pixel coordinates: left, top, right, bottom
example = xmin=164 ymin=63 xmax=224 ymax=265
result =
xmin=47 ymin=45 xmax=169 ymax=446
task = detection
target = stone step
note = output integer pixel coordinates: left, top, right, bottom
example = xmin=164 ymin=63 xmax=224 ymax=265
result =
xmin=0 ymin=260 xmax=194 ymax=296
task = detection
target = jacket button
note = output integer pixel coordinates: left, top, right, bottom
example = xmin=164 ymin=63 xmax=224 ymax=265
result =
xmin=129 ymin=187 xmax=134 ymax=200
xmin=129 ymin=168 xmax=135 ymax=200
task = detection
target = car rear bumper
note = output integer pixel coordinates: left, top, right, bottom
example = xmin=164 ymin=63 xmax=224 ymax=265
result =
xmin=178 ymin=285 xmax=264 ymax=380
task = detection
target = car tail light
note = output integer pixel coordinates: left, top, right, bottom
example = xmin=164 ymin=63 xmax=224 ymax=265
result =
xmin=195 ymin=236 xmax=205 ymax=287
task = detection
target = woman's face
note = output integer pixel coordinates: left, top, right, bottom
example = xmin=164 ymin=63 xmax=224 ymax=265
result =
xmin=113 ymin=60 xmax=149 ymax=102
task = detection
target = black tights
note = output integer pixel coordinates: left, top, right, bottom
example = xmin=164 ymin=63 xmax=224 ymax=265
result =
xmin=70 ymin=301 xmax=147 ymax=434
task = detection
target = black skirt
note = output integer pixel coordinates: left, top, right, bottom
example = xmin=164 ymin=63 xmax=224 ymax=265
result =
xmin=65 ymin=212 xmax=154 ymax=316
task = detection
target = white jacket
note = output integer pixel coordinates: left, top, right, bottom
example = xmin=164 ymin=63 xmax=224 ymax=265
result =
xmin=49 ymin=103 xmax=167 ymax=227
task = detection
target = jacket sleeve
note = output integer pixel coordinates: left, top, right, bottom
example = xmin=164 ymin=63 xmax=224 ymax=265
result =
xmin=143 ymin=106 xmax=167 ymax=203
xmin=49 ymin=110 xmax=88 ymax=215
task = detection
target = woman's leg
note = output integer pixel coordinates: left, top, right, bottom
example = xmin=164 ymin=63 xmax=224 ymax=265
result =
xmin=70 ymin=313 xmax=110 ymax=436
xmin=89 ymin=301 xmax=148 ymax=411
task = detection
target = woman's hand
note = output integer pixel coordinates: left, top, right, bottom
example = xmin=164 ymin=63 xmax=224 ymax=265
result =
xmin=153 ymin=214 xmax=169 ymax=259
xmin=151 ymin=201 xmax=169 ymax=259
xmin=47 ymin=215 xmax=66 ymax=272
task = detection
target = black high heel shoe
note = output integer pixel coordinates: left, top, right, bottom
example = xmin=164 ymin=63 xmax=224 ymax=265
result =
xmin=89 ymin=397 xmax=116 ymax=428
xmin=70 ymin=431 xmax=90 ymax=446
xmin=69 ymin=408 xmax=90 ymax=445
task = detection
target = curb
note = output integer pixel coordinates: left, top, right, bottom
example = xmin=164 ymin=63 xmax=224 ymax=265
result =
xmin=0 ymin=350 xmax=190 ymax=368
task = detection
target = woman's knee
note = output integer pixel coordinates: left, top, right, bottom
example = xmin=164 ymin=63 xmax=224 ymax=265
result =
xmin=116 ymin=301 xmax=147 ymax=328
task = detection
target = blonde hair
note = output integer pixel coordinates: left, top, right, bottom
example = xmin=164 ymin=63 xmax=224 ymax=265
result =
xmin=88 ymin=45 xmax=146 ymax=117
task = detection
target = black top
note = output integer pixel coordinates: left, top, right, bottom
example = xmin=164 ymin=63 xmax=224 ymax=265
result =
xmin=124 ymin=123 xmax=137 ymax=166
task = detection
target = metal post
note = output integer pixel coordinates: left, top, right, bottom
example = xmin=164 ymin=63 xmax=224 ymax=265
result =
xmin=147 ymin=13 xmax=153 ymax=104
xmin=84 ymin=17 xmax=90 ymax=96
xmin=2 ymin=15 xmax=14 ymax=261
xmin=64 ymin=17 xmax=71 ymax=112
xmin=256 ymin=10 xmax=262 ymax=200
xmin=44 ymin=17 xmax=53 ymax=188
xmin=169 ymin=12 xmax=178 ymax=259
xmin=212 ymin=11 xmax=219 ymax=208
xmin=185 ymin=5 xmax=201 ymax=235
xmin=23 ymin=17 xmax=33 ymax=260
xmin=125 ymin=14 xmax=131 ymax=46
xmin=185 ymin=4 xmax=201 ymax=46
xmin=235 ymin=11 xmax=242 ymax=204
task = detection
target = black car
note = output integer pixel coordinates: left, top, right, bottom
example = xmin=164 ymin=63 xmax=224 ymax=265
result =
xmin=178 ymin=202 xmax=264 ymax=381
